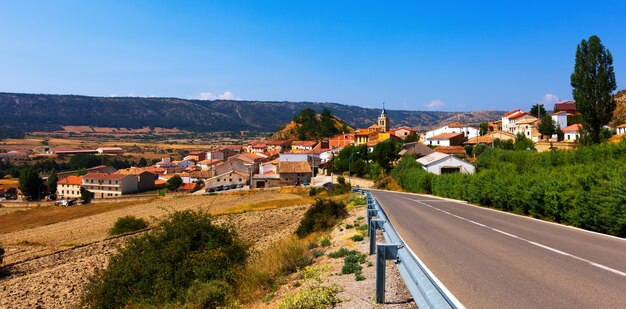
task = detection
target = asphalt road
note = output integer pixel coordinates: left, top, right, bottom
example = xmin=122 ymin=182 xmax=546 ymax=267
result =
xmin=371 ymin=190 xmax=626 ymax=309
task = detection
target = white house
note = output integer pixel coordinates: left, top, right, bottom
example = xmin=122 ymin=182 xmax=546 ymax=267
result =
xmin=616 ymin=124 xmax=626 ymax=135
xmin=173 ymin=159 xmax=196 ymax=169
xmin=279 ymin=153 xmax=309 ymax=162
xmin=562 ymin=124 xmax=582 ymax=141
xmin=424 ymin=132 xmax=465 ymax=147
xmin=551 ymin=111 xmax=568 ymax=130
xmin=416 ymin=152 xmax=475 ymax=175
xmin=502 ymin=110 xmax=538 ymax=134
xmin=423 ymin=122 xmax=479 ymax=141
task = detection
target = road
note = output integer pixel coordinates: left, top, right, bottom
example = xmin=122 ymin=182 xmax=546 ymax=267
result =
xmin=370 ymin=190 xmax=626 ymax=309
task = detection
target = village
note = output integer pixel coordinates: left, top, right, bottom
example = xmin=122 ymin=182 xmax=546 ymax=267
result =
xmin=1 ymin=98 xmax=623 ymax=204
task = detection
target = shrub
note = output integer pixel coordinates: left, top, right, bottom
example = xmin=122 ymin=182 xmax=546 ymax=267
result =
xmin=328 ymin=247 xmax=350 ymax=258
xmin=81 ymin=210 xmax=248 ymax=309
xmin=184 ymin=280 xmax=235 ymax=309
xmin=279 ymin=284 xmax=341 ymax=309
xmin=109 ymin=215 xmax=148 ymax=235
xmin=350 ymin=234 xmax=364 ymax=242
xmin=317 ymin=235 xmax=331 ymax=247
xmin=355 ymin=274 xmax=366 ymax=281
xmin=296 ymin=199 xmax=348 ymax=238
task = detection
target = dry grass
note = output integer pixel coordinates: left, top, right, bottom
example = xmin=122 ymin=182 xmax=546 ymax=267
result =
xmin=212 ymin=198 xmax=315 ymax=216
xmin=0 ymin=198 xmax=158 ymax=234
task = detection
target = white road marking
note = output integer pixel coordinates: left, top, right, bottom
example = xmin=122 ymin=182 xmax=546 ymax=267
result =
xmin=399 ymin=196 xmax=626 ymax=278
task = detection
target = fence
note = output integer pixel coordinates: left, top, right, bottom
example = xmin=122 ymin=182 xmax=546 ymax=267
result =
xmin=365 ymin=190 xmax=461 ymax=308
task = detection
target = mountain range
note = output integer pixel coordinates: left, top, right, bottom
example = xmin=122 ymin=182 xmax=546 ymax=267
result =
xmin=0 ymin=92 xmax=503 ymax=136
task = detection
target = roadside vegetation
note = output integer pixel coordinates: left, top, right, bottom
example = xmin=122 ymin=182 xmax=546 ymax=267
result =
xmin=392 ymin=141 xmax=626 ymax=237
xmin=295 ymin=199 xmax=348 ymax=238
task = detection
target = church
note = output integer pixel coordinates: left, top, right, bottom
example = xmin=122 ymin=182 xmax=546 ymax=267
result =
xmin=354 ymin=105 xmax=398 ymax=146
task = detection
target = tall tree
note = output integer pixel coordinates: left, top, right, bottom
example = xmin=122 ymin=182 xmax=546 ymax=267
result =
xmin=530 ymin=104 xmax=547 ymax=118
xmin=479 ymin=122 xmax=489 ymax=136
xmin=19 ymin=167 xmax=44 ymax=200
xmin=48 ymin=169 xmax=58 ymax=198
xmin=166 ymin=175 xmax=183 ymax=191
xmin=537 ymin=115 xmax=556 ymax=140
xmin=571 ymin=35 xmax=617 ymax=144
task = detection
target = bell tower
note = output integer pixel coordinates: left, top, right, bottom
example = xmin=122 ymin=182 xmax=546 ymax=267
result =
xmin=377 ymin=102 xmax=389 ymax=132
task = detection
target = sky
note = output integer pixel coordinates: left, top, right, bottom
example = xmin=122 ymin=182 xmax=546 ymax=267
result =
xmin=1 ymin=1 xmax=625 ymax=112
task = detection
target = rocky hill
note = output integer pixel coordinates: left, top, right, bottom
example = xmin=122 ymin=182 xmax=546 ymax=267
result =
xmin=269 ymin=115 xmax=353 ymax=140
xmin=611 ymin=90 xmax=626 ymax=126
xmin=0 ymin=92 xmax=503 ymax=136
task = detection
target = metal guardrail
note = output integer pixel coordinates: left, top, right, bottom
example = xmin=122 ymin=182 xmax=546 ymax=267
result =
xmin=364 ymin=190 xmax=460 ymax=308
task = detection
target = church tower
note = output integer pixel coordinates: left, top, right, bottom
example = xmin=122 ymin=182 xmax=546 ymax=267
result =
xmin=377 ymin=103 xmax=390 ymax=133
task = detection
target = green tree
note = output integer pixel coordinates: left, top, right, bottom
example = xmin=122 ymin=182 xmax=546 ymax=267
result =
xmin=76 ymin=168 xmax=88 ymax=176
xmin=537 ymin=115 xmax=556 ymax=140
xmin=138 ymin=157 xmax=148 ymax=167
xmin=47 ymin=169 xmax=58 ymax=198
xmin=571 ymin=35 xmax=617 ymax=144
xmin=369 ymin=141 xmax=399 ymax=172
xmin=514 ymin=133 xmax=534 ymax=150
xmin=530 ymin=104 xmax=547 ymax=118
xmin=80 ymin=187 xmax=91 ymax=203
xmin=19 ymin=167 xmax=44 ymax=200
xmin=166 ymin=175 xmax=183 ymax=191
xmin=479 ymin=122 xmax=489 ymax=136
xmin=319 ymin=108 xmax=338 ymax=138
xmin=404 ymin=131 xmax=419 ymax=143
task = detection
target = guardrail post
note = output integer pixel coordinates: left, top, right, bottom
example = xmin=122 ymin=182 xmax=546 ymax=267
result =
xmin=369 ymin=219 xmax=384 ymax=254
xmin=367 ymin=209 xmax=378 ymax=236
xmin=376 ymin=244 xmax=400 ymax=304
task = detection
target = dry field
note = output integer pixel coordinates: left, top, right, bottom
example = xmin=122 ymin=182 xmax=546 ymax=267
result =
xmin=0 ymin=190 xmax=314 ymax=308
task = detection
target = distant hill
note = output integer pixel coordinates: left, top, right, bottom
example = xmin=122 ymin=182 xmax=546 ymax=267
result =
xmin=0 ymin=92 xmax=504 ymax=137
xmin=270 ymin=113 xmax=354 ymax=140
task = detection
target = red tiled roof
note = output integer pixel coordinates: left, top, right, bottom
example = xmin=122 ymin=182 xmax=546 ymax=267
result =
xmin=508 ymin=112 xmax=528 ymax=120
xmin=58 ymin=175 xmax=83 ymax=185
xmin=554 ymin=101 xmax=576 ymax=111
xmin=265 ymin=140 xmax=291 ymax=145
xmin=561 ymin=124 xmax=582 ymax=132
xmin=292 ymin=141 xmax=318 ymax=147
xmin=434 ymin=146 xmax=466 ymax=155
xmin=83 ymin=173 xmax=129 ymax=180
xmin=502 ymin=109 xmax=522 ymax=118
xmin=551 ymin=111 xmax=568 ymax=116
xmin=429 ymin=132 xmax=464 ymax=140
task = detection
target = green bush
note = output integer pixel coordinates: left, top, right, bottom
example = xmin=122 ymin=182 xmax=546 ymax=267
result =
xmin=279 ymin=284 xmax=341 ymax=309
xmin=109 ymin=215 xmax=149 ymax=235
xmin=81 ymin=210 xmax=248 ymax=309
xmin=328 ymin=247 xmax=350 ymax=258
xmin=350 ymin=234 xmax=364 ymax=242
xmin=296 ymin=199 xmax=348 ymax=238
xmin=184 ymin=280 xmax=235 ymax=309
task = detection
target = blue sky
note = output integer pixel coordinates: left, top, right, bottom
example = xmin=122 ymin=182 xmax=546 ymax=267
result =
xmin=1 ymin=1 xmax=624 ymax=112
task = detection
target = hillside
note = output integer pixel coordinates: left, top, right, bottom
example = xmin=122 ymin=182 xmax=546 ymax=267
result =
xmin=0 ymin=92 xmax=503 ymax=136
xmin=611 ymin=89 xmax=626 ymax=126
xmin=270 ymin=114 xmax=354 ymax=140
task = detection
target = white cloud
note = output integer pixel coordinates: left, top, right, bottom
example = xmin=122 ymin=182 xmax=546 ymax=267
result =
xmin=128 ymin=93 xmax=137 ymax=97
xmin=109 ymin=94 xmax=118 ymax=97
xmin=425 ymin=99 xmax=445 ymax=110
xmin=197 ymin=92 xmax=217 ymax=100
xmin=218 ymin=91 xmax=236 ymax=100
xmin=196 ymin=91 xmax=238 ymax=100
xmin=541 ymin=93 xmax=560 ymax=105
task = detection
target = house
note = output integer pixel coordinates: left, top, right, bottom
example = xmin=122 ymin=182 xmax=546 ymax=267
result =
xmin=96 ymin=147 xmax=124 ymax=155
xmin=354 ymin=129 xmax=378 ymax=146
xmin=501 ymin=110 xmax=537 ymax=133
xmin=562 ymin=124 xmax=582 ymax=141
xmin=81 ymin=173 xmax=138 ymax=199
xmin=551 ymin=111 xmax=568 ymax=130
xmin=291 ymin=141 xmax=318 ymax=152
xmin=265 ymin=140 xmax=292 ymax=153
xmin=394 ymin=126 xmax=416 ymax=139
xmin=486 ymin=130 xmax=517 ymax=141
xmin=185 ymin=151 xmax=207 ymax=162
xmin=215 ymin=153 xmax=267 ymax=176
xmin=259 ymin=159 xmax=279 ymax=175
xmin=554 ymin=101 xmax=577 ymax=113
xmin=173 ymin=159 xmax=196 ymax=169
xmin=51 ymin=149 xmax=98 ymax=155
xmin=416 ymin=152 xmax=475 ymax=175
xmin=366 ymin=132 xmax=400 ymax=148
xmin=155 ymin=157 xmax=177 ymax=168
xmin=424 ymin=132 xmax=465 ymax=147
xmin=196 ymin=159 xmax=223 ymax=171
xmin=114 ymin=168 xmax=156 ymax=192
xmin=423 ymin=122 xmax=479 ymax=140
xmin=0 ymin=150 xmax=30 ymax=159
xmin=329 ymin=133 xmax=355 ymax=148
xmin=279 ymin=161 xmax=312 ymax=185
xmin=513 ymin=118 xmax=539 ymax=140
xmin=204 ymin=171 xmax=250 ymax=189
xmin=398 ymin=142 xmax=435 ymax=158
xmin=464 ymin=136 xmax=495 ymax=146
xmin=251 ymin=174 xmax=281 ymax=189
xmin=617 ymin=124 xmax=626 ymax=135
xmin=245 ymin=142 xmax=267 ymax=153
xmin=57 ymin=176 xmax=83 ymax=199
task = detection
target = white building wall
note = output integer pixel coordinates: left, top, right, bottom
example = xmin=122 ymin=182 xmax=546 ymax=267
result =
xmin=423 ymin=156 xmax=475 ymax=175
xmin=552 ymin=114 xmax=568 ymax=130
